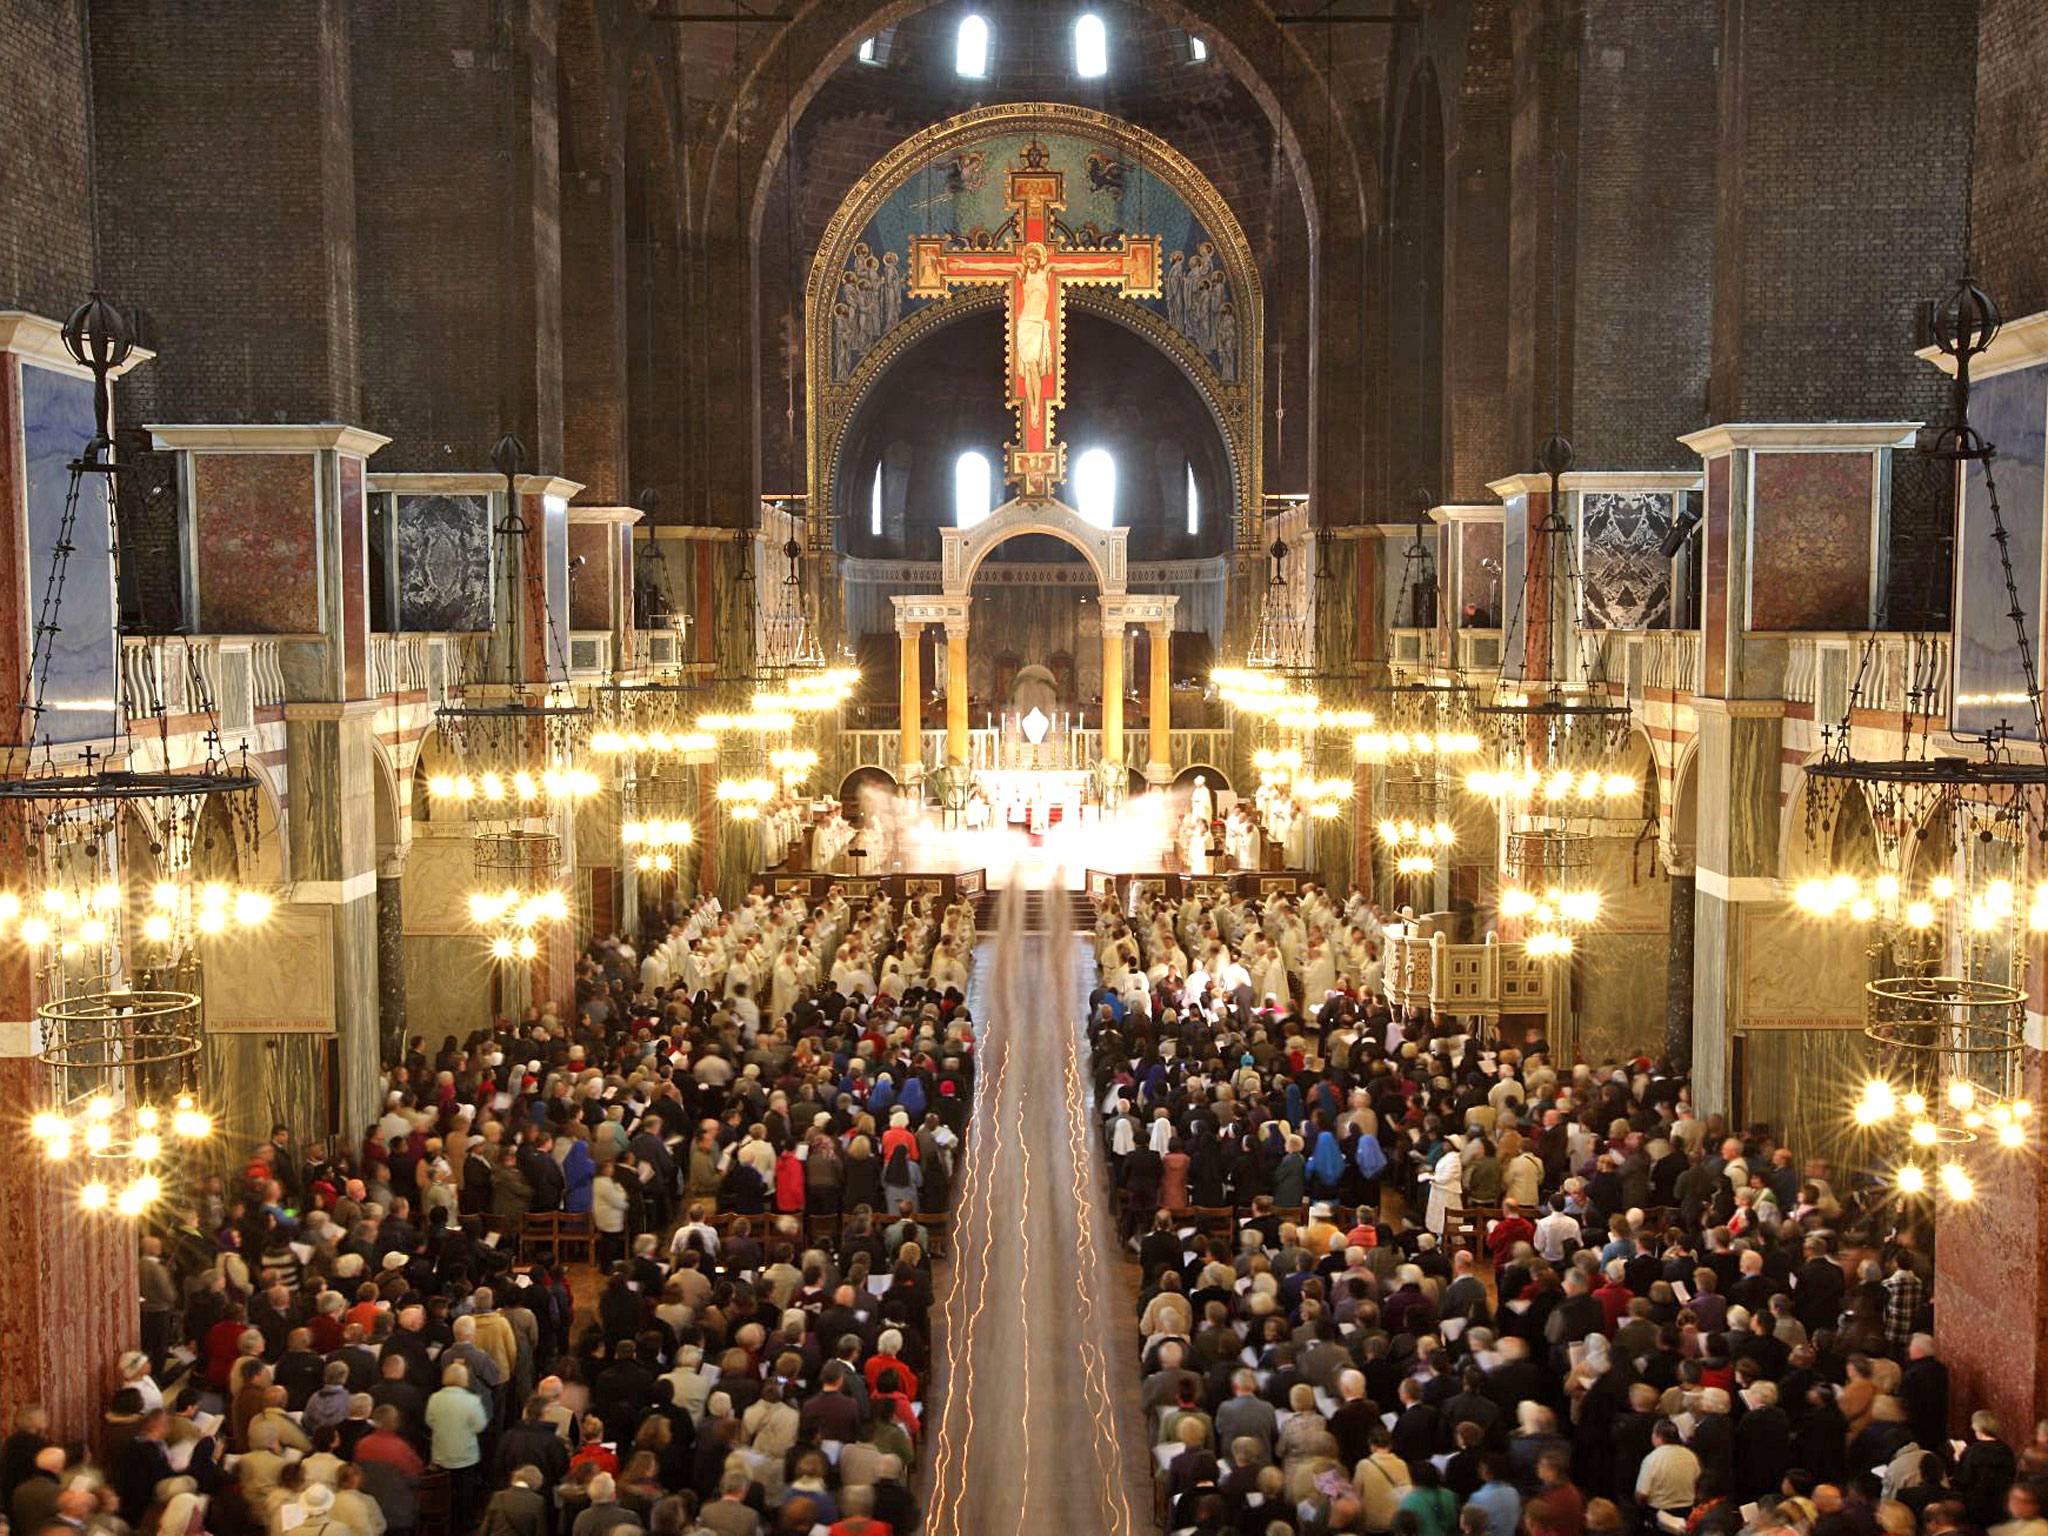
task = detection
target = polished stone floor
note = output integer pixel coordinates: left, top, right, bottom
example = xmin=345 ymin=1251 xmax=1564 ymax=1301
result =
xmin=922 ymin=887 xmax=1151 ymax=1536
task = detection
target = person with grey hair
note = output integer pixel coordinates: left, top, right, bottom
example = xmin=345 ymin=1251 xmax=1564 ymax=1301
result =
xmin=1215 ymin=1367 xmax=1278 ymax=1462
xmin=570 ymin=1471 xmax=635 ymax=1536
xmin=425 ymin=1362 xmax=489 ymax=1530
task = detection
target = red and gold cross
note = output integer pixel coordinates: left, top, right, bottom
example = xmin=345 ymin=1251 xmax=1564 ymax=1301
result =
xmin=909 ymin=141 xmax=1160 ymax=499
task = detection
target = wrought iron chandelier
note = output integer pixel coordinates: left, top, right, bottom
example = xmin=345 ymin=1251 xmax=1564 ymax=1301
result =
xmin=1795 ymin=274 xmax=2038 ymax=1200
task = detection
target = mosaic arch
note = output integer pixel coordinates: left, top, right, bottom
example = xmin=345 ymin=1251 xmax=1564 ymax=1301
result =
xmin=806 ymin=102 xmax=1264 ymax=548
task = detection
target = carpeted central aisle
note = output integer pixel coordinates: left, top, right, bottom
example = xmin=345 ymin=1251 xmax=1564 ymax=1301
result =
xmin=923 ymin=883 xmax=1149 ymax=1536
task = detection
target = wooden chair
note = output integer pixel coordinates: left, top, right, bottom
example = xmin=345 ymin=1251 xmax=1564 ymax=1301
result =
xmin=805 ymin=1212 xmax=842 ymax=1247
xmin=413 ymin=1468 xmax=451 ymax=1536
xmin=913 ymin=1212 xmax=953 ymax=1261
xmin=1186 ymin=1205 xmax=1238 ymax=1243
xmin=1444 ymin=1206 xmax=1492 ymax=1257
xmin=519 ymin=1210 xmax=596 ymax=1267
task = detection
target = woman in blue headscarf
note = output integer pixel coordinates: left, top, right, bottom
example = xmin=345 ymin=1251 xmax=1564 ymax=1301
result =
xmin=1307 ymin=1128 xmax=1345 ymax=1197
xmin=1283 ymin=1079 xmax=1307 ymax=1129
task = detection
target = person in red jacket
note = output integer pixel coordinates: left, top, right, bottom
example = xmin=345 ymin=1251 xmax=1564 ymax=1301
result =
xmin=1486 ymin=1201 xmax=1536 ymax=1268
xmin=774 ymin=1148 xmax=807 ymax=1215
xmin=863 ymin=1331 xmax=919 ymax=1405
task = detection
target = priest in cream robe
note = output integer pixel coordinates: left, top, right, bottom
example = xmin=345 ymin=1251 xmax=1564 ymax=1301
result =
xmin=1427 ymin=1138 xmax=1465 ymax=1236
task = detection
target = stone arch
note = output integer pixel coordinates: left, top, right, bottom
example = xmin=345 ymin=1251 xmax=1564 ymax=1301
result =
xmin=942 ymin=496 xmax=1126 ymax=596
xmin=830 ymin=287 xmax=1248 ymax=542
xmin=369 ymin=735 xmax=406 ymax=872
xmin=804 ymin=103 xmax=1265 ymax=541
xmin=1667 ymin=736 xmax=1700 ymax=874
xmin=1173 ymin=762 xmax=1231 ymax=795
xmin=694 ymin=0 xmax=1374 ymax=547
xmin=839 ymin=765 xmax=899 ymax=817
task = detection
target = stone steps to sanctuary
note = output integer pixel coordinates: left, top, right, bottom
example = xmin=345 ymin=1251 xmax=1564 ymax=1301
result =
xmin=972 ymin=887 xmax=1094 ymax=933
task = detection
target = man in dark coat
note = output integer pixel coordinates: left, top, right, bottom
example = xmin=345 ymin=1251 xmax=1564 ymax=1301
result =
xmin=1901 ymin=1334 xmax=1952 ymax=1464
xmin=1792 ymin=1236 xmax=1847 ymax=1335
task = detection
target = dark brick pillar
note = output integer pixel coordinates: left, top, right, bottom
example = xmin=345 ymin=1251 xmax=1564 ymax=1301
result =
xmin=351 ymin=0 xmax=564 ymax=474
xmin=1708 ymin=0 xmax=1972 ymax=627
xmin=91 ymin=0 xmax=359 ymax=425
xmin=1569 ymin=0 xmax=1718 ymax=470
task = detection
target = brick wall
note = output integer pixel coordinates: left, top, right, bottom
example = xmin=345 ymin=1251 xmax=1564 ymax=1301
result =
xmin=1569 ymin=0 xmax=1717 ymax=472
xmin=1973 ymin=0 xmax=2048 ymax=320
xmin=90 ymin=0 xmax=359 ymax=426
xmin=0 ymin=0 xmax=93 ymax=323
xmin=1709 ymin=0 xmax=1973 ymax=628
xmin=1505 ymin=0 xmax=1582 ymax=469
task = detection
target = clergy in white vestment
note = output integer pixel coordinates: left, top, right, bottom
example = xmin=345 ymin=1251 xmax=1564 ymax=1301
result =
xmin=1427 ymin=1139 xmax=1465 ymax=1235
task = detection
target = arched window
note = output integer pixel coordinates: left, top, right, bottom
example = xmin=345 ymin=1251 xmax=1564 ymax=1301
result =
xmin=1074 ymin=447 xmax=1116 ymax=528
xmin=955 ymin=14 xmax=990 ymax=78
xmin=955 ymin=450 xmax=993 ymax=528
xmin=1186 ymin=461 xmax=1199 ymax=536
xmin=870 ymin=459 xmax=884 ymax=537
xmin=1074 ymin=13 xmax=1107 ymax=78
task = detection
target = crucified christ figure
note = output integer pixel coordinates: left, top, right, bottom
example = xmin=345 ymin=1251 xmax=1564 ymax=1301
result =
xmin=1014 ymin=243 xmax=1054 ymax=434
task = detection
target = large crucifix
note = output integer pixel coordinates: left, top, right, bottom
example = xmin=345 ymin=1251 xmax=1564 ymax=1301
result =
xmin=908 ymin=141 xmax=1161 ymax=498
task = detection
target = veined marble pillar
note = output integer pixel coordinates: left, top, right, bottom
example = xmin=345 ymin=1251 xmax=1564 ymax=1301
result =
xmin=148 ymin=424 xmax=396 ymax=1142
xmin=1147 ymin=619 xmax=1173 ymax=785
xmin=1665 ymin=870 xmax=1697 ymax=1071
xmin=1677 ymin=422 xmax=1914 ymax=1114
xmin=897 ymin=622 xmax=923 ymax=782
xmin=1100 ymin=614 xmax=1126 ymax=766
xmin=945 ymin=618 xmax=969 ymax=768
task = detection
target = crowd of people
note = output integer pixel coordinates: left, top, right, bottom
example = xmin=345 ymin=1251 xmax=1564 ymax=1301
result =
xmin=1086 ymin=880 xmax=2042 ymax=1536
xmin=15 ymin=884 xmax=983 ymax=1536
xmin=17 ymin=865 xmax=2046 ymax=1536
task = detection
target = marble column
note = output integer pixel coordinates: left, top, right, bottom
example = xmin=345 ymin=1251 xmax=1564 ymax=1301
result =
xmin=1676 ymin=423 xmax=1914 ymax=1116
xmin=1665 ymin=871 xmax=1697 ymax=1071
xmin=945 ymin=617 xmax=969 ymax=768
xmin=1146 ymin=619 xmax=1172 ymax=785
xmin=376 ymin=868 xmax=406 ymax=1067
xmin=1100 ymin=614 xmax=1126 ymax=766
xmin=147 ymin=426 xmax=395 ymax=1142
xmin=897 ymin=621 xmax=923 ymax=782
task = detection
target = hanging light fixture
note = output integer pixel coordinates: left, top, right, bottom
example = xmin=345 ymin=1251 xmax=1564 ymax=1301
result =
xmin=0 ymin=292 xmax=273 ymax=1212
xmin=1794 ymin=272 xmax=2037 ymax=1198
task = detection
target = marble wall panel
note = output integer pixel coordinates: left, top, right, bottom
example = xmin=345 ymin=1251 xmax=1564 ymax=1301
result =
xmin=1953 ymin=365 xmax=2047 ymax=738
xmin=394 ymin=493 xmax=492 ymax=632
xmin=1703 ymin=457 xmax=1729 ymax=696
xmin=20 ymin=363 xmax=115 ymax=742
xmin=569 ymin=523 xmax=612 ymax=631
xmin=199 ymin=1032 xmax=332 ymax=1160
xmin=1500 ymin=495 xmax=1528 ymax=679
xmin=193 ymin=453 xmax=321 ymax=633
xmin=0 ymin=1057 xmax=140 ymax=1442
xmin=544 ymin=498 xmax=571 ymax=678
xmin=204 ymin=901 xmax=335 ymax=1030
xmin=1748 ymin=452 xmax=1874 ymax=630
xmin=1456 ymin=521 xmax=1503 ymax=629
xmin=1935 ymin=1081 xmax=2048 ymax=1440
xmin=377 ymin=876 xmax=406 ymax=1065
xmin=1580 ymin=490 xmax=1674 ymax=631
xmin=1690 ymin=888 xmax=1732 ymax=1114
xmin=340 ymin=456 xmax=368 ymax=698
xmin=1736 ymin=1025 xmax=1868 ymax=1176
